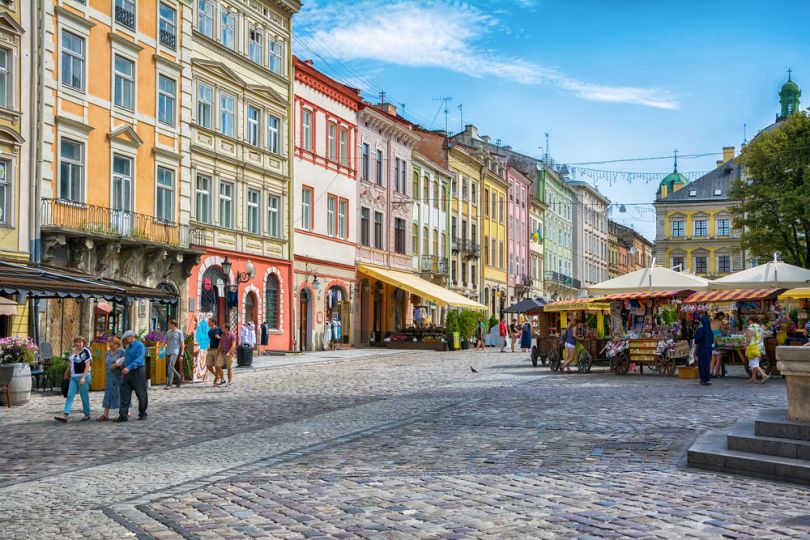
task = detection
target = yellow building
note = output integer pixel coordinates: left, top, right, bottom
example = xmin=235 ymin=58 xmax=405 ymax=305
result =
xmin=480 ymin=154 xmax=508 ymax=317
xmin=654 ymin=148 xmax=745 ymax=278
xmin=447 ymin=144 xmax=482 ymax=305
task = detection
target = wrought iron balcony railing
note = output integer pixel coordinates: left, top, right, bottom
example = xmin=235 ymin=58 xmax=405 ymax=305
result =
xmin=115 ymin=5 xmax=135 ymax=29
xmin=419 ymin=255 xmax=448 ymax=274
xmin=461 ymin=238 xmax=479 ymax=257
xmin=159 ymin=28 xmax=177 ymax=49
xmin=544 ymin=271 xmax=581 ymax=289
xmin=41 ymin=198 xmax=205 ymax=248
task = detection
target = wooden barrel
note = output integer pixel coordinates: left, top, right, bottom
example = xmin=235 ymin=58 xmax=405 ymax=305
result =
xmin=0 ymin=363 xmax=32 ymax=405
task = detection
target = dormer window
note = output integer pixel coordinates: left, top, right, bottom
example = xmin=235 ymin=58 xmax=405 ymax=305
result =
xmin=688 ymin=190 xmax=697 ymax=197
xmin=714 ymin=189 xmax=722 ymax=196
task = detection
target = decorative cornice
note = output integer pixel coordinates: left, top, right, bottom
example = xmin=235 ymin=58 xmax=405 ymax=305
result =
xmin=108 ymin=124 xmax=144 ymax=148
xmin=108 ymin=32 xmax=144 ymax=54
xmin=294 ymin=58 xmax=362 ymax=111
xmin=0 ymin=13 xmax=24 ymax=36
xmin=55 ymin=6 xmax=96 ymax=30
xmin=56 ymin=114 xmax=94 ymax=134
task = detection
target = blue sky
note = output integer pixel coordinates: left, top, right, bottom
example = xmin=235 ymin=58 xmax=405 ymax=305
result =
xmin=294 ymin=0 xmax=810 ymax=240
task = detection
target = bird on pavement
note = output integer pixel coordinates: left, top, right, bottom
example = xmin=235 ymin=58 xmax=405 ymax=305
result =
xmin=470 ymin=366 xmax=479 ymax=373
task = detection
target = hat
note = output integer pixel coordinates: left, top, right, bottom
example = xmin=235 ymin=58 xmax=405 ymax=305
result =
xmin=121 ymin=330 xmax=137 ymax=339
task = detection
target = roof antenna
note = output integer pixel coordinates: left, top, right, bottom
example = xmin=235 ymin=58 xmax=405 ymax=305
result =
xmin=673 ymin=149 xmax=679 ymax=172
xmin=544 ymin=133 xmax=550 ymax=163
xmin=457 ymin=103 xmax=463 ymax=132
xmin=743 ymin=123 xmax=747 ymax=145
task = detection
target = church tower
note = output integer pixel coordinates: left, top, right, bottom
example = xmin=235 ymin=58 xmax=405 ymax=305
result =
xmin=778 ymin=69 xmax=801 ymax=121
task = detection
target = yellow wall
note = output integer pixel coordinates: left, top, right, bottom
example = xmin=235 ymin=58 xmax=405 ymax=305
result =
xmin=661 ymin=206 xmax=740 ymax=276
xmin=483 ymin=172 xmax=507 ymax=284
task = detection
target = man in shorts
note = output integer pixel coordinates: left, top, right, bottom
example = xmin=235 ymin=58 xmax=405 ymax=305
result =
xmin=206 ymin=319 xmax=222 ymax=384
xmin=217 ymin=323 xmax=236 ymax=387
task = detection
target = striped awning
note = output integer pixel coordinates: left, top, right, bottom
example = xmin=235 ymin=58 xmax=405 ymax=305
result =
xmin=601 ymin=290 xmax=693 ymax=301
xmin=683 ymin=289 xmax=785 ymax=304
xmin=542 ymin=298 xmax=611 ymax=312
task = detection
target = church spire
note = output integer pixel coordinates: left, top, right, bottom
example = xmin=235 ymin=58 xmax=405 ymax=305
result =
xmin=778 ymin=69 xmax=801 ymax=121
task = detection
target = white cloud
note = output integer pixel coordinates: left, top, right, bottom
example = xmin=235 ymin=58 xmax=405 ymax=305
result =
xmin=296 ymin=0 xmax=678 ymax=110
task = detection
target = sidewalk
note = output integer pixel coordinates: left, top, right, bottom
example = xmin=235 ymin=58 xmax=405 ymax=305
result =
xmin=238 ymin=347 xmax=422 ymax=371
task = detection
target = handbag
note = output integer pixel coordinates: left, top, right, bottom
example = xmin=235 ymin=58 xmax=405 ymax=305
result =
xmin=61 ymin=378 xmax=70 ymax=398
xmin=745 ymin=342 xmax=761 ymax=359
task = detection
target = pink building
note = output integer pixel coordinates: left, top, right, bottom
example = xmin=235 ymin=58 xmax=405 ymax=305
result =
xmin=507 ymin=166 xmax=532 ymax=303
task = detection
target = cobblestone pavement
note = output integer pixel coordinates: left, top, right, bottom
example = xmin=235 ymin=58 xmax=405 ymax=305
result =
xmin=2 ymin=349 xmax=809 ymax=539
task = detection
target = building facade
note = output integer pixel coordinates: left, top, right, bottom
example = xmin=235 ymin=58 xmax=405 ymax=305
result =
xmin=507 ymin=166 xmax=531 ymax=302
xmin=355 ymin=102 xmax=419 ymax=345
xmin=540 ymin=165 xmax=577 ymax=300
xmin=480 ymin=152 xmax=508 ymax=317
xmin=568 ymin=180 xmax=609 ymax=289
xmin=528 ymin=190 xmax=546 ymax=299
xmin=608 ymin=220 xmax=620 ymax=279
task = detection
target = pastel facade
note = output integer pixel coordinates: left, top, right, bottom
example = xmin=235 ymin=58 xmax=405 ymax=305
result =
xmin=507 ymin=166 xmax=531 ymax=302
xmin=528 ymin=192 xmax=546 ymax=299
xmin=187 ymin=0 xmax=300 ymax=351
xmin=481 ymin=156 xmax=508 ymax=317
xmin=540 ymin=165 xmax=577 ymax=300
xmin=568 ymin=180 xmax=609 ymax=288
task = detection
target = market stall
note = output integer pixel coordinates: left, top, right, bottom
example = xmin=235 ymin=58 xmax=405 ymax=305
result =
xmin=779 ymin=288 xmax=810 ymax=344
xmin=587 ymin=266 xmax=710 ymax=296
xmin=711 ymin=261 xmax=810 ymax=290
xmin=682 ymin=288 xmax=787 ymax=376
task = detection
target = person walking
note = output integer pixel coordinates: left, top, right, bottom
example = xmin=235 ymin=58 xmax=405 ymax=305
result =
xmin=560 ymin=320 xmax=580 ymax=373
xmin=694 ymin=314 xmax=714 ymax=386
xmin=745 ymin=316 xmax=769 ymax=384
xmin=164 ymin=319 xmax=184 ymax=389
xmin=498 ymin=319 xmax=508 ymax=352
xmin=520 ymin=318 xmax=532 ymax=353
xmin=206 ymin=318 xmax=222 ymax=385
xmin=55 ymin=336 xmax=92 ymax=423
xmin=509 ymin=318 xmax=519 ymax=352
xmin=114 ymin=330 xmax=148 ymax=421
xmin=97 ymin=336 xmax=125 ymax=421
xmin=475 ymin=319 xmax=486 ymax=351
xmin=217 ymin=323 xmax=236 ymax=387
xmin=710 ymin=312 xmax=725 ymax=377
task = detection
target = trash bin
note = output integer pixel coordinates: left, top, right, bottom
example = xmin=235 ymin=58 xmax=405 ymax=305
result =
xmin=237 ymin=344 xmax=253 ymax=367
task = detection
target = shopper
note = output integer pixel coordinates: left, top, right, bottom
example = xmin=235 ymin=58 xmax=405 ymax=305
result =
xmin=694 ymin=315 xmax=714 ymax=386
xmin=520 ymin=318 xmax=532 ymax=353
xmin=746 ymin=316 xmax=769 ymax=384
xmin=498 ymin=319 xmax=508 ymax=352
xmin=710 ymin=312 xmax=725 ymax=377
xmin=206 ymin=318 xmax=222 ymax=384
xmin=217 ymin=323 xmax=236 ymax=387
xmin=560 ymin=320 xmax=580 ymax=373
xmin=165 ymin=319 xmax=184 ymax=389
xmin=114 ymin=330 xmax=148 ymax=421
xmin=509 ymin=318 xmax=519 ymax=352
xmin=54 ymin=336 xmax=92 ymax=423
xmin=97 ymin=336 xmax=125 ymax=421
xmin=475 ymin=319 xmax=486 ymax=351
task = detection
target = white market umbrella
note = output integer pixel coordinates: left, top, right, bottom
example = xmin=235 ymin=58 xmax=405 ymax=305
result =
xmin=711 ymin=261 xmax=810 ymax=290
xmin=588 ymin=266 xmax=711 ymax=296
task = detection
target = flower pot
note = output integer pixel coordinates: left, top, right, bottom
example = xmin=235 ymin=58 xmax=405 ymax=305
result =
xmin=0 ymin=363 xmax=32 ymax=405
xmin=460 ymin=339 xmax=471 ymax=350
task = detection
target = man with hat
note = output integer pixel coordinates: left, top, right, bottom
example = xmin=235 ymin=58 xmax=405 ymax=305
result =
xmin=115 ymin=330 xmax=148 ymax=421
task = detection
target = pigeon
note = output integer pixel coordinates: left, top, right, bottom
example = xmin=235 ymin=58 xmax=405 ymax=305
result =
xmin=470 ymin=366 xmax=479 ymax=374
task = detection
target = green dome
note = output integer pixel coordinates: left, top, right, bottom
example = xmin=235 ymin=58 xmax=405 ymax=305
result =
xmin=781 ymin=79 xmax=800 ymax=94
xmin=778 ymin=70 xmax=801 ymax=120
xmin=659 ymin=169 xmax=688 ymax=196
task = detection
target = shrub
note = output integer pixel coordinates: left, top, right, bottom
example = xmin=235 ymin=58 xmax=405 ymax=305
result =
xmin=458 ymin=310 xmax=479 ymax=341
xmin=488 ymin=314 xmax=499 ymax=330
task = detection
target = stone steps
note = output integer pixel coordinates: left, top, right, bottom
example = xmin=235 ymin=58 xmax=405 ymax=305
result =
xmin=688 ymin=408 xmax=810 ymax=486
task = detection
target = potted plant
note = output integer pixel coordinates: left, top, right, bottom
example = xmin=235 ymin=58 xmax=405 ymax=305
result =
xmin=445 ymin=311 xmax=460 ymax=351
xmin=0 ymin=336 xmax=39 ymax=405
xmin=458 ymin=310 xmax=478 ymax=350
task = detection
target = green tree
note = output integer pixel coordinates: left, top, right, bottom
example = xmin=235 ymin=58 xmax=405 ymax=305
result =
xmin=730 ymin=112 xmax=810 ymax=267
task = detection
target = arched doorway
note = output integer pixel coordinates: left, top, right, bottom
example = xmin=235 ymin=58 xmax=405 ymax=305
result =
xmin=201 ymin=266 xmax=227 ymax=323
xmin=325 ymin=285 xmax=349 ymax=346
xmin=151 ymin=282 xmax=179 ymax=331
xmin=244 ymin=290 xmax=257 ymax=334
xmin=298 ymin=287 xmax=312 ymax=351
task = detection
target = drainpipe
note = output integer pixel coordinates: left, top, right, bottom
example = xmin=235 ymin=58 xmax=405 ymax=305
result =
xmin=28 ymin=0 xmax=45 ymax=342
xmin=287 ymin=39 xmax=296 ymax=352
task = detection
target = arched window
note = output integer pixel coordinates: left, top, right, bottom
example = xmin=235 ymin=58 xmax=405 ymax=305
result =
xmin=265 ymin=274 xmax=279 ymax=329
xmin=200 ymin=266 xmax=226 ymax=312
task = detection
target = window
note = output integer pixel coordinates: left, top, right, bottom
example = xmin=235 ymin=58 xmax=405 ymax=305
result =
xmin=301 ymin=109 xmax=312 ymax=151
xmin=462 ymin=178 xmax=467 ymax=200
xmin=157 ymin=75 xmax=176 ymax=125
xmin=671 ymin=220 xmax=684 ymax=238
xmin=61 ymin=31 xmax=84 ymax=90
xmin=376 ymin=149 xmax=384 ymax=186
xmin=394 ymin=218 xmax=406 ymax=254
xmin=198 ymin=0 xmax=214 ymax=37
xmin=159 ymin=3 xmax=177 ymax=49
xmin=694 ymin=219 xmax=707 ymax=237
xmin=361 ymin=143 xmax=369 ymax=180
xmin=484 ymin=235 xmax=489 ymax=265
xmin=327 ymin=195 xmax=336 ymax=237
xmin=197 ymin=82 xmax=213 ymax=128
xmin=301 ymin=186 xmax=313 ymax=230
xmin=433 ymin=183 xmax=439 ymax=208
xmin=0 ymin=50 xmax=7 ymax=108
xmin=471 ymin=182 xmax=477 ymax=204
xmin=219 ymin=93 xmax=235 ymax=137
xmin=265 ymin=275 xmax=279 ymax=329
xmin=694 ymin=256 xmax=707 ymax=274
xmin=155 ymin=167 xmax=175 ymax=222
xmin=339 ymin=128 xmax=348 ymax=166
xmin=451 ymin=260 xmax=457 ymax=283
xmin=267 ymin=195 xmax=280 ymax=238
xmin=219 ymin=181 xmax=233 ymax=228
xmin=374 ymin=211 xmax=383 ymax=249
xmin=412 ymin=173 xmax=418 ymax=202
xmin=196 ymin=174 xmax=211 ymax=224
xmin=111 ymin=154 xmax=132 ymax=216
xmin=115 ymin=0 xmax=135 ymax=29
xmin=247 ymin=105 xmax=260 ymax=146
xmin=328 ymin=122 xmax=336 ymax=161
xmin=246 ymin=189 xmax=260 ymax=234
xmin=471 ymin=264 xmax=476 ymax=288
xmin=483 ymin=188 xmax=489 ymax=216
xmin=718 ymin=255 xmax=731 ymax=274
xmin=248 ymin=27 xmax=262 ymax=64
xmin=499 ymin=196 xmax=505 ymax=223
xmin=114 ymin=54 xmax=135 ymax=111
xmin=221 ymin=10 xmax=235 ymax=49
xmin=0 ymin=160 xmax=6 ymax=224
xmin=59 ymin=139 xmax=83 ymax=202
xmin=422 ymin=226 xmax=428 ymax=255
xmin=399 ymin=160 xmax=407 ymax=194
xmin=360 ymin=207 xmax=370 ymax=246
xmin=268 ymin=37 xmax=283 ymax=74
xmin=338 ymin=199 xmax=348 ymax=239
xmin=394 ymin=158 xmax=402 ymax=192
xmin=412 ymin=223 xmax=418 ymax=254
xmin=451 ymin=178 xmax=457 ymax=196
xmin=267 ymin=115 xmax=280 ymax=154
xmin=499 ymin=241 xmax=505 ymax=269
xmin=717 ymin=218 xmax=730 ymax=236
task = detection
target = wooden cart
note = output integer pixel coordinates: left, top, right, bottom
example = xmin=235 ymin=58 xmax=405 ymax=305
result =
xmin=610 ymin=337 xmax=690 ymax=376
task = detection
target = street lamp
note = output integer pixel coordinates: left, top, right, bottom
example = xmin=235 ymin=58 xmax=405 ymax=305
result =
xmin=221 ymin=256 xmax=255 ymax=284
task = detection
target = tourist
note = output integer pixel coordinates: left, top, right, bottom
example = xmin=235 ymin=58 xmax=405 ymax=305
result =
xmin=560 ymin=319 xmax=580 ymax=373
xmin=520 ymin=318 xmax=532 ymax=353
xmin=114 ymin=330 xmax=148 ymax=421
xmin=746 ymin=316 xmax=769 ymax=384
xmin=694 ymin=315 xmax=714 ymax=386
xmin=498 ymin=319 xmax=508 ymax=352
xmin=509 ymin=318 xmax=519 ymax=352
xmin=54 ymin=336 xmax=92 ymax=423
xmin=206 ymin=318 xmax=222 ymax=384
xmin=165 ymin=319 xmax=184 ymax=389
xmin=97 ymin=336 xmax=125 ymax=421
xmin=710 ymin=312 xmax=725 ymax=377
xmin=475 ymin=318 xmax=486 ymax=351
xmin=217 ymin=323 xmax=236 ymax=387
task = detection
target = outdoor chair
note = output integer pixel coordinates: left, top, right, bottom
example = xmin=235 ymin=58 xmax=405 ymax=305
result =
xmin=33 ymin=341 xmax=53 ymax=391
xmin=0 ymin=367 xmax=13 ymax=407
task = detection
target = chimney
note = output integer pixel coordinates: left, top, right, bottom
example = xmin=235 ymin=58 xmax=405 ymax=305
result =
xmin=716 ymin=159 xmax=724 ymax=169
xmin=378 ymin=103 xmax=397 ymax=116
xmin=481 ymin=135 xmax=491 ymax=143
xmin=503 ymin=145 xmax=512 ymax=152
xmin=465 ymin=124 xmax=479 ymax=140
xmin=722 ymin=146 xmax=734 ymax=163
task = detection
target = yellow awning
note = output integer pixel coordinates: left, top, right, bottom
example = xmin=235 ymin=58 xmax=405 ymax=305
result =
xmin=780 ymin=287 xmax=810 ymax=300
xmin=543 ymin=300 xmax=611 ymax=312
xmin=357 ymin=264 xmax=486 ymax=310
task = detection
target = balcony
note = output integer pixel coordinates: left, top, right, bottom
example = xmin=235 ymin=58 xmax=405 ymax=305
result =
xmin=419 ymin=255 xmax=448 ymax=275
xmin=41 ymin=199 xmax=205 ymax=249
xmin=544 ymin=271 xmax=581 ymax=290
xmin=451 ymin=237 xmax=461 ymax=252
xmin=461 ymin=238 xmax=479 ymax=258
xmin=115 ymin=5 xmax=135 ymax=29
xmin=159 ymin=28 xmax=177 ymax=49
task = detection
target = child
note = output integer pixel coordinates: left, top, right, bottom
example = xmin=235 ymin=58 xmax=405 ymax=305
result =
xmin=745 ymin=316 xmax=769 ymax=384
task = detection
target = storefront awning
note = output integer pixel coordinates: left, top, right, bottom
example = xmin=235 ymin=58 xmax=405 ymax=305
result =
xmin=504 ymin=297 xmax=547 ymax=313
xmin=601 ymin=290 xmax=693 ymax=301
xmin=0 ymin=297 xmax=18 ymax=316
xmin=0 ymin=259 xmax=178 ymax=304
xmin=684 ymin=288 xmax=786 ymax=304
xmin=780 ymin=287 xmax=810 ymax=300
xmin=542 ymin=298 xmax=611 ymax=312
xmin=357 ymin=264 xmax=485 ymax=310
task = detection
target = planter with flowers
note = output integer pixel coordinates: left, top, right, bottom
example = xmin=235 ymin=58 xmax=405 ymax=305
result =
xmin=144 ymin=331 xmax=166 ymax=385
xmin=90 ymin=334 xmax=116 ymax=391
xmin=0 ymin=337 xmax=39 ymax=405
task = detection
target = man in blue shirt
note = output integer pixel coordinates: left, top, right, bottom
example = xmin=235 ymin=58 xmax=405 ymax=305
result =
xmin=115 ymin=330 xmax=148 ymax=421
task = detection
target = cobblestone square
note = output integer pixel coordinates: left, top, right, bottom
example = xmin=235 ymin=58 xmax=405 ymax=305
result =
xmin=1 ymin=350 xmax=809 ymax=539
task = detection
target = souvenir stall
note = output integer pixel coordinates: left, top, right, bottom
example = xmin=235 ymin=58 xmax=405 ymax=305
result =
xmin=324 ymin=285 xmax=350 ymax=348
xmin=779 ymin=288 xmax=810 ymax=344
xmin=600 ymin=290 xmax=694 ymax=376
xmin=681 ymin=289 xmax=787 ymax=376
xmin=385 ymin=299 xmax=446 ymax=351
